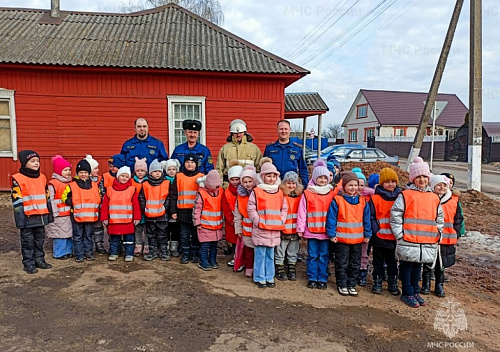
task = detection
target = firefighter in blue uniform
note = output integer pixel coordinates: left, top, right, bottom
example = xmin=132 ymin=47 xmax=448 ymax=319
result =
xmin=263 ymin=120 xmax=309 ymax=187
xmin=121 ymin=118 xmax=169 ymax=169
xmin=170 ymin=119 xmax=214 ymax=174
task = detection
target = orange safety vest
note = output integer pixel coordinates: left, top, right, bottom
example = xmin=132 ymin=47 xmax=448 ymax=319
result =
xmin=199 ymin=189 xmax=224 ymax=230
xmin=176 ymin=172 xmax=203 ymax=209
xmin=106 ymin=186 xmax=136 ymax=224
xmin=12 ymin=173 xmax=49 ymax=216
xmin=237 ymin=194 xmax=252 ymax=237
xmin=224 ymin=188 xmax=237 ymax=213
xmin=370 ymin=194 xmax=396 ymax=241
xmin=254 ymin=188 xmax=285 ymax=231
xmin=102 ymin=172 xmax=114 ymax=189
xmin=334 ymin=195 xmax=366 ymax=244
xmin=131 ymin=178 xmax=144 ymax=195
xmin=401 ymin=190 xmax=440 ymax=244
xmin=70 ymin=181 xmax=100 ymax=222
xmin=283 ymin=195 xmax=300 ymax=235
xmin=304 ymin=189 xmax=335 ymax=233
xmin=142 ymin=180 xmax=170 ymax=218
xmin=48 ymin=179 xmax=71 ymax=217
xmin=440 ymin=195 xmax=459 ymax=245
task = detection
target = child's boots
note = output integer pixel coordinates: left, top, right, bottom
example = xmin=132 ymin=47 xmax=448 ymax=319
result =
xmin=358 ymin=268 xmax=368 ymax=287
xmin=170 ymin=241 xmax=180 ymax=257
xmin=387 ymin=275 xmax=401 ymax=295
xmin=372 ymin=275 xmax=383 ymax=294
xmin=421 ymin=267 xmax=432 ymax=295
xmin=287 ymin=263 xmax=297 ymax=281
xmin=143 ymin=246 xmax=158 ymax=261
xmin=159 ymin=245 xmax=170 ymax=261
xmin=434 ymin=270 xmax=446 ymax=297
xmin=275 ymin=264 xmax=287 ymax=281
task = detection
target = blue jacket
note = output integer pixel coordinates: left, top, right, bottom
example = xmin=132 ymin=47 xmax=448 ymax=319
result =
xmin=263 ymin=140 xmax=309 ymax=186
xmin=121 ymin=135 xmax=169 ymax=169
xmin=326 ymin=193 xmax=371 ymax=240
xmin=170 ymin=142 xmax=214 ymax=174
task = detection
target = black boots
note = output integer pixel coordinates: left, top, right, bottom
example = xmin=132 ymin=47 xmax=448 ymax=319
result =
xmin=387 ymin=275 xmax=401 ymax=296
xmin=275 ymin=264 xmax=287 ymax=281
xmin=143 ymin=246 xmax=158 ymax=261
xmin=372 ymin=275 xmax=383 ymax=294
xmin=421 ymin=267 xmax=432 ymax=295
xmin=288 ymin=263 xmax=297 ymax=281
xmin=35 ymin=260 xmax=52 ymax=269
xmin=95 ymin=241 xmax=107 ymax=255
xmin=159 ymin=245 xmax=170 ymax=261
xmin=434 ymin=269 xmax=446 ymax=297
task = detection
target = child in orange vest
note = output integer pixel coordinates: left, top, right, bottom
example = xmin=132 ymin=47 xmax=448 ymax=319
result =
xmin=248 ymin=158 xmax=288 ymax=288
xmin=11 ymin=150 xmax=53 ymax=274
xmin=85 ymin=154 xmax=107 ymax=255
xmin=138 ymin=159 xmax=171 ymax=261
xmin=101 ymin=166 xmax=141 ymax=262
xmin=169 ymin=153 xmax=204 ymax=264
xmin=327 ymin=171 xmax=371 ymax=296
xmin=132 ymin=157 xmax=148 ymax=256
xmin=46 ymin=155 xmax=74 ymax=260
xmin=223 ymin=161 xmax=243 ymax=268
xmin=275 ymin=171 xmax=303 ymax=281
xmin=297 ymin=160 xmax=335 ymax=290
xmin=62 ymin=159 xmax=101 ymax=262
xmin=352 ymin=167 xmax=371 ymax=287
xmin=234 ymin=165 xmax=258 ymax=278
xmin=193 ymin=170 xmax=224 ymax=270
xmin=164 ymin=159 xmax=181 ymax=257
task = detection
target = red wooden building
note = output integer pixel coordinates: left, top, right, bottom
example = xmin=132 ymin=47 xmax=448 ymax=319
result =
xmin=0 ymin=4 xmax=309 ymax=189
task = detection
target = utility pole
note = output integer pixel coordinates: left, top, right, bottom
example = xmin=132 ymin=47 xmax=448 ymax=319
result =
xmin=468 ymin=0 xmax=482 ymax=191
xmin=406 ymin=0 xmax=464 ymax=170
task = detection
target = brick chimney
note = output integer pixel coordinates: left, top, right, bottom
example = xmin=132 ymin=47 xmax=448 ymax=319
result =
xmin=50 ymin=0 xmax=60 ymax=18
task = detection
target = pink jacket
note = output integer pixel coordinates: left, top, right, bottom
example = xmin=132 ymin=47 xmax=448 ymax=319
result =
xmin=296 ymin=193 xmax=330 ymax=240
xmin=192 ymin=188 xmax=224 ymax=243
xmin=247 ymin=187 xmax=288 ymax=247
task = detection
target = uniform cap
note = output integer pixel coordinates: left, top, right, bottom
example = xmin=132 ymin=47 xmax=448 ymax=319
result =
xmin=182 ymin=119 xmax=202 ymax=131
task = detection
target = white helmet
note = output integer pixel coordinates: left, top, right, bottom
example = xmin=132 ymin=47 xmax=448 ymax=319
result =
xmin=229 ymin=119 xmax=247 ymax=133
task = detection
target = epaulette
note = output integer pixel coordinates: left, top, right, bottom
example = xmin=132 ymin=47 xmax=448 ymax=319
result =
xmin=292 ymin=142 xmax=303 ymax=148
xmin=266 ymin=141 xmax=277 ymax=147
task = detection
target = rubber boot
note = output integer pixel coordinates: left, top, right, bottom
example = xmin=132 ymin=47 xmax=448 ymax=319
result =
xmin=159 ymin=245 xmax=170 ymax=261
xmin=421 ymin=266 xmax=432 ymax=295
xmin=434 ymin=269 xmax=446 ymax=297
xmin=371 ymin=275 xmax=383 ymax=294
xmin=358 ymin=269 xmax=368 ymax=287
xmin=191 ymin=247 xmax=200 ymax=264
xmin=387 ymin=275 xmax=401 ymax=296
xmin=96 ymin=241 xmax=107 ymax=255
xmin=287 ymin=263 xmax=297 ymax=281
xmin=198 ymin=246 xmax=212 ymax=271
xmin=180 ymin=247 xmax=191 ymax=264
xmin=143 ymin=246 xmax=158 ymax=261
xmin=275 ymin=264 xmax=287 ymax=281
xmin=170 ymin=241 xmax=180 ymax=257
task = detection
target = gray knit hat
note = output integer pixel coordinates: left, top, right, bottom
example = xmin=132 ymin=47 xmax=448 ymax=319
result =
xmin=149 ymin=159 xmax=163 ymax=174
xmin=282 ymin=171 xmax=299 ymax=184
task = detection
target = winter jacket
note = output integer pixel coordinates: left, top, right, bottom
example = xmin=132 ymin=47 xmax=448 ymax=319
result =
xmin=216 ymin=134 xmax=262 ymax=180
xmin=101 ymin=179 xmax=141 ymax=235
xmin=438 ymin=188 xmax=464 ymax=268
xmin=247 ymin=182 xmax=288 ymax=247
xmin=296 ymin=185 xmax=334 ymax=241
xmin=390 ymin=183 xmax=444 ymax=264
xmin=169 ymin=168 xmax=204 ymax=223
xmin=138 ymin=175 xmax=171 ymax=223
xmin=368 ymin=185 xmax=402 ymax=249
xmin=279 ymin=183 xmax=304 ymax=240
xmin=192 ymin=188 xmax=224 ymax=242
xmin=234 ymin=184 xmax=253 ymax=235
xmin=45 ymin=173 xmax=73 ymax=239
xmin=326 ymin=193 xmax=371 ymax=241
xmin=222 ymin=183 xmax=238 ymax=244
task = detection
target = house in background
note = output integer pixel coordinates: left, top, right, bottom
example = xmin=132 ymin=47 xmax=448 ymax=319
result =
xmin=0 ymin=3 xmax=309 ymax=189
xmin=341 ymin=89 xmax=468 ymax=159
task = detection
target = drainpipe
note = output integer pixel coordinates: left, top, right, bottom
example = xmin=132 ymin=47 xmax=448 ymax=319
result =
xmin=51 ymin=0 xmax=60 ymax=18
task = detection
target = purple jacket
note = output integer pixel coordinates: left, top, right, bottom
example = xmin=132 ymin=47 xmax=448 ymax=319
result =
xmin=192 ymin=188 xmax=224 ymax=243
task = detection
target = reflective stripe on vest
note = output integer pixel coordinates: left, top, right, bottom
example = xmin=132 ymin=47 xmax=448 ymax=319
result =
xmin=103 ymin=173 xmax=114 ymax=189
xmin=70 ymin=181 xmax=100 ymax=222
xmin=143 ymin=180 xmax=170 ymax=218
xmin=12 ymin=173 xmax=49 ymax=216
xmin=199 ymin=189 xmax=223 ymax=230
xmin=304 ymin=189 xmax=335 ymax=233
xmin=177 ymin=172 xmax=203 ymax=209
xmin=440 ymin=196 xmax=459 ymax=245
xmin=401 ymin=190 xmax=440 ymax=244
xmin=283 ymin=195 xmax=300 ymax=235
xmin=334 ymin=195 xmax=365 ymax=244
xmin=224 ymin=188 xmax=237 ymax=213
xmin=370 ymin=194 xmax=396 ymax=241
xmin=48 ymin=179 xmax=71 ymax=217
xmin=254 ymin=188 xmax=284 ymax=231
xmin=237 ymin=195 xmax=252 ymax=236
xmin=107 ymin=186 xmax=135 ymax=224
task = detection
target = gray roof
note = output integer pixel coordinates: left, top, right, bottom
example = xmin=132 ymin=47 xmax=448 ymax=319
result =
xmin=483 ymin=122 xmax=500 ymax=137
xmin=0 ymin=4 xmax=309 ymax=75
xmin=285 ymin=93 xmax=329 ymax=112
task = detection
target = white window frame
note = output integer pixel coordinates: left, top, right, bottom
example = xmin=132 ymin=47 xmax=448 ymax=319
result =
xmin=0 ymin=89 xmax=17 ymax=159
xmin=167 ymin=95 xmax=206 ymax=154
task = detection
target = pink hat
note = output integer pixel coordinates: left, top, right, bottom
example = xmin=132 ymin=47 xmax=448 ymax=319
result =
xmin=260 ymin=162 xmax=280 ymax=177
xmin=240 ymin=165 xmax=257 ymax=184
xmin=311 ymin=159 xmax=330 ymax=184
xmin=409 ymin=157 xmax=431 ymax=182
xmin=205 ymin=170 xmax=222 ymax=190
xmin=134 ymin=157 xmax=147 ymax=172
xmin=52 ymin=155 xmax=72 ymax=176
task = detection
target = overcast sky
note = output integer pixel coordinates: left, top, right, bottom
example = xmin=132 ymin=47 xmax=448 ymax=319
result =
xmin=1 ymin=0 xmax=498 ymax=129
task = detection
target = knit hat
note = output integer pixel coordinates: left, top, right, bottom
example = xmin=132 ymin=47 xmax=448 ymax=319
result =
xmin=134 ymin=157 xmax=147 ymax=173
xmin=149 ymin=159 xmax=163 ymax=174
xmin=311 ymin=159 xmax=330 ymax=184
xmin=184 ymin=152 xmax=199 ymax=166
xmin=409 ymin=157 xmax=431 ymax=182
xmin=76 ymin=159 xmax=91 ymax=174
xmin=205 ymin=170 xmax=222 ymax=190
xmin=430 ymin=174 xmax=448 ymax=190
xmin=240 ymin=165 xmax=257 ymax=184
xmin=352 ymin=167 xmax=366 ymax=183
xmin=164 ymin=159 xmax=180 ymax=172
xmin=85 ymin=154 xmax=99 ymax=171
xmin=260 ymin=162 xmax=280 ymax=177
xmin=341 ymin=171 xmax=359 ymax=187
xmin=52 ymin=155 xmax=72 ymax=175
xmin=282 ymin=171 xmax=299 ymax=184
xmin=227 ymin=160 xmax=243 ymax=180
xmin=379 ymin=167 xmax=399 ymax=185
xmin=440 ymin=172 xmax=455 ymax=187
xmin=117 ymin=166 xmax=131 ymax=179
xmin=18 ymin=150 xmax=39 ymax=166
xmin=368 ymin=173 xmax=379 ymax=189
xmin=326 ymin=162 xmax=335 ymax=173
xmin=109 ymin=154 xmax=126 ymax=168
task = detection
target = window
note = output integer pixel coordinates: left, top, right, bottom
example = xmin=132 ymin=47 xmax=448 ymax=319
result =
xmin=0 ymin=89 xmax=17 ymax=158
xmin=167 ymin=95 xmax=206 ymax=153
xmin=393 ymin=127 xmax=406 ymax=137
xmin=349 ymin=150 xmax=363 ymax=159
xmin=349 ymin=129 xmax=357 ymax=142
xmin=357 ymin=104 xmax=368 ymax=118
xmin=364 ymin=127 xmax=375 ymax=141
xmin=364 ymin=149 xmax=378 ymax=159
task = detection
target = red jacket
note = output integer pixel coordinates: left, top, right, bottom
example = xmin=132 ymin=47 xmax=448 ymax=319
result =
xmin=222 ymin=183 xmax=238 ymax=244
xmin=100 ymin=179 xmax=141 ymax=235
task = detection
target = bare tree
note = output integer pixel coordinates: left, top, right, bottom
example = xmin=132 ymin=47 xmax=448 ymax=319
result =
xmin=322 ymin=123 xmax=344 ymax=139
xmin=290 ymin=123 xmax=302 ymax=133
